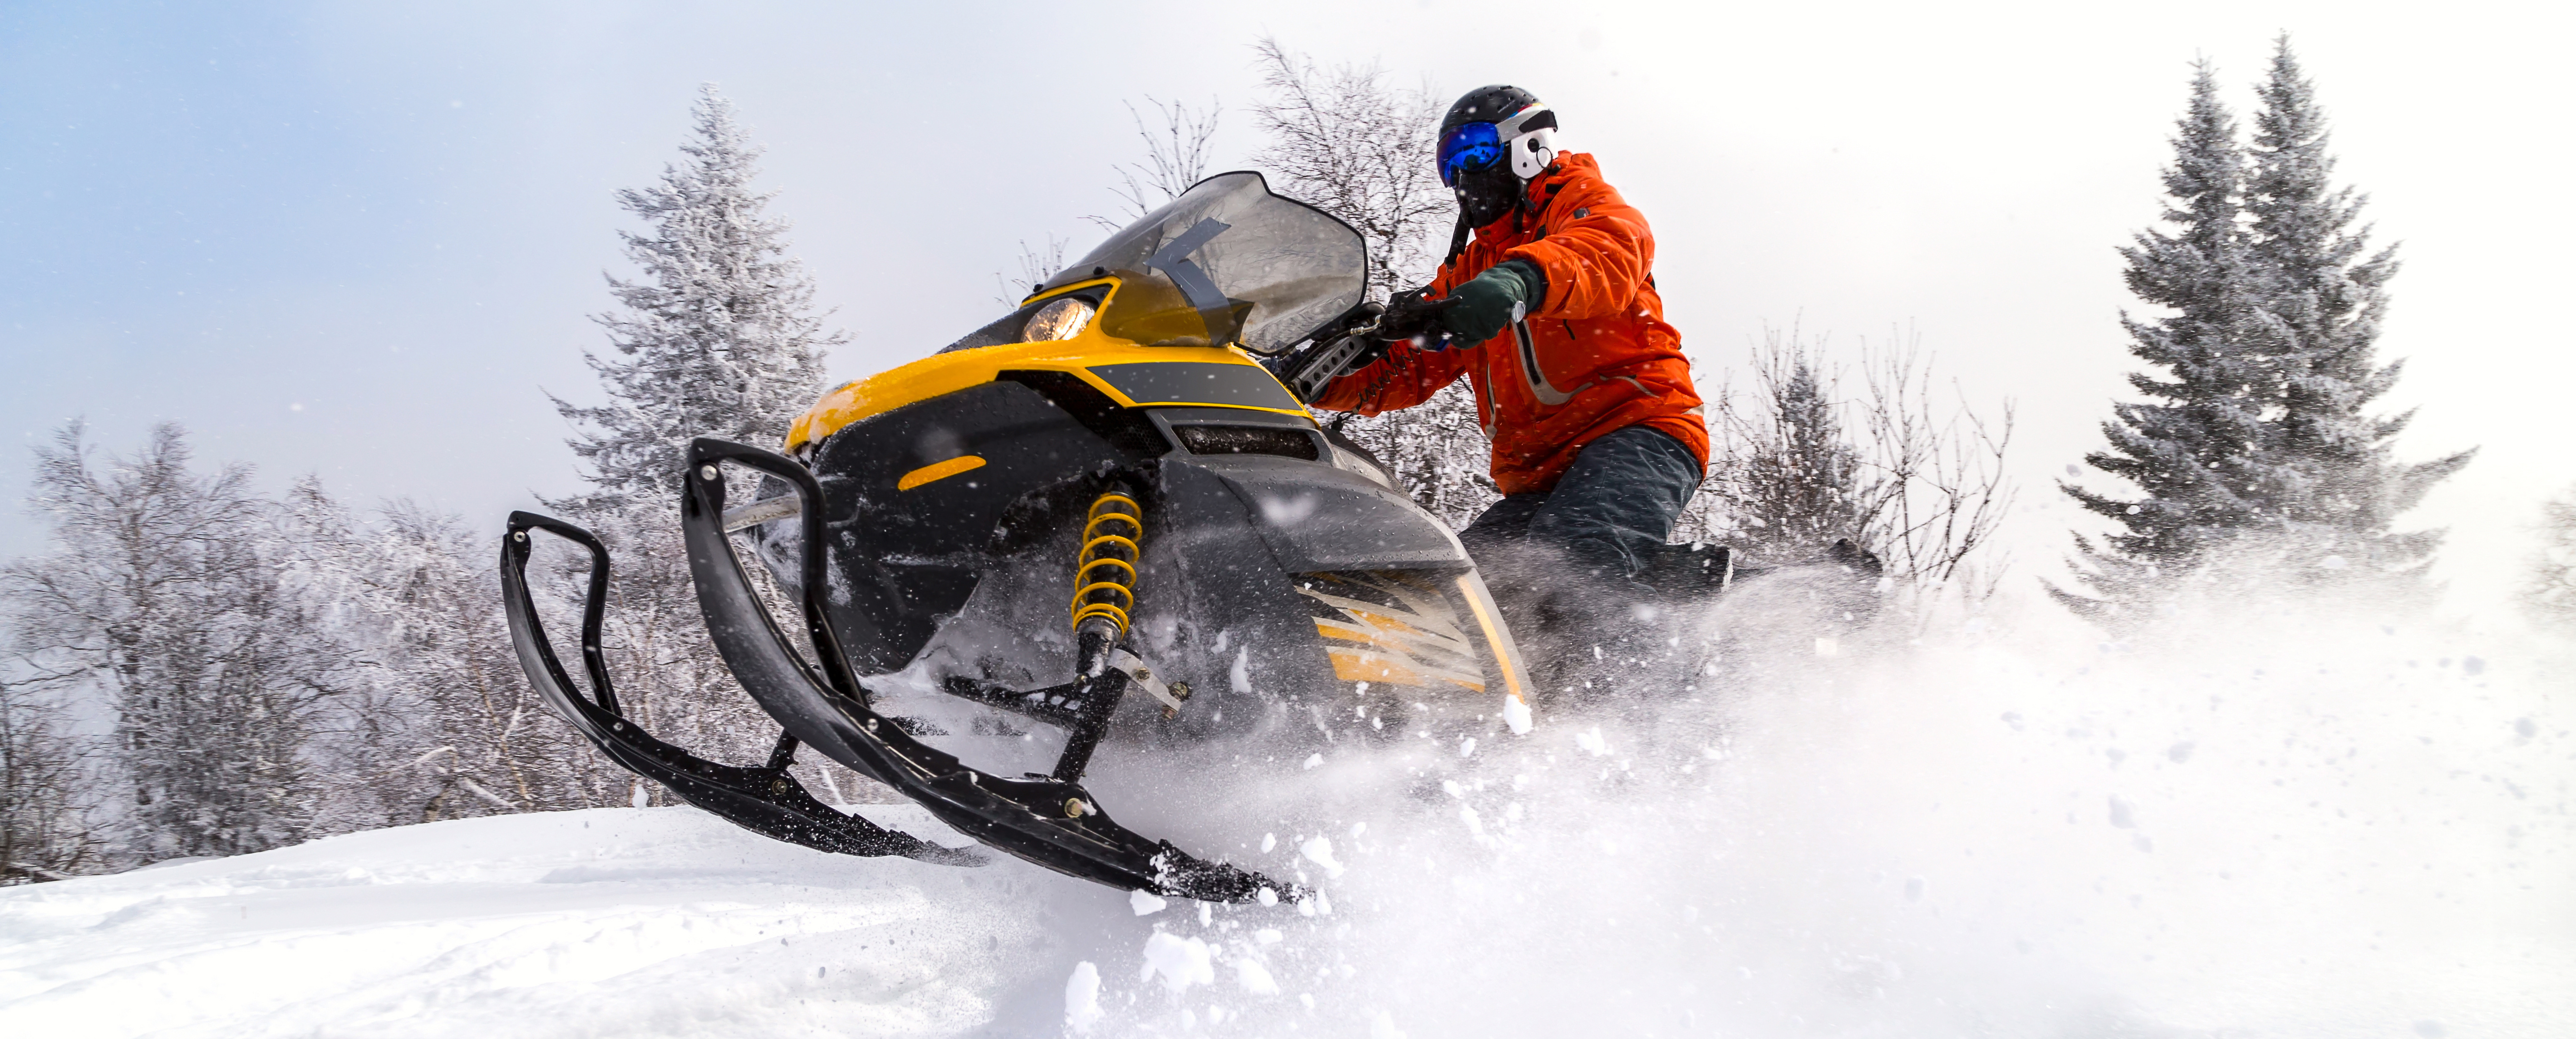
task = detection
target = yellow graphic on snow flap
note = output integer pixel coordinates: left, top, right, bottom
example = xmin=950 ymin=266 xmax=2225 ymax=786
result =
xmin=897 ymin=455 xmax=986 ymax=491
xmin=1298 ymin=574 xmax=1485 ymax=691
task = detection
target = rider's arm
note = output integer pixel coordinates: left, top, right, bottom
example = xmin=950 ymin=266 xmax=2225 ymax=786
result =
xmin=1308 ymin=340 xmax=1472 ymax=416
xmin=1503 ymin=179 xmax=1655 ymax=322
xmin=1309 ymin=244 xmax=1491 ymax=415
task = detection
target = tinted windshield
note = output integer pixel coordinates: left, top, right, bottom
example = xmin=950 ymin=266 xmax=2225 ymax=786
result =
xmin=1037 ymin=172 xmax=1366 ymax=353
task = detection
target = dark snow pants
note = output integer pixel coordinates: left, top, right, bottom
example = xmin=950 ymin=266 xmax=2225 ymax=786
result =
xmin=1458 ymin=424 xmax=1704 ymax=588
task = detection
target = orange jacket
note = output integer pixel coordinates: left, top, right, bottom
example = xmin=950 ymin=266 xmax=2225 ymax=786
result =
xmin=1312 ymin=152 xmax=1707 ymax=495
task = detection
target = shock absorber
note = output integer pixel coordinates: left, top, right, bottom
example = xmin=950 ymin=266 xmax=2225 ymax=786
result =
xmin=1070 ymin=487 xmax=1143 ymax=663
xmin=1055 ymin=484 xmax=1143 ymax=782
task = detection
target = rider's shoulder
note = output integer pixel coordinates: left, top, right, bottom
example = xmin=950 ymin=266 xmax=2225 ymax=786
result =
xmin=1540 ymin=154 xmax=1633 ymax=219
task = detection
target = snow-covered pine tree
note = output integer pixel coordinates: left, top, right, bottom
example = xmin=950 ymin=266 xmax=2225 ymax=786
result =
xmin=553 ymin=84 xmax=838 ymax=513
xmin=1249 ymin=39 xmax=1496 ymax=527
xmin=545 ymin=85 xmax=841 ymax=795
xmin=1705 ymin=344 xmax=1865 ymax=564
xmin=2238 ymin=37 xmax=2470 ymax=588
xmin=1 ymin=424 xmax=332 ymax=862
xmin=2053 ymin=62 xmax=2278 ymax=619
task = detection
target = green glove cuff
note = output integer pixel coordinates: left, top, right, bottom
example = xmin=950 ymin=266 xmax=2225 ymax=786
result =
xmin=1492 ymin=258 xmax=1548 ymax=312
xmin=1440 ymin=259 xmax=1549 ymax=344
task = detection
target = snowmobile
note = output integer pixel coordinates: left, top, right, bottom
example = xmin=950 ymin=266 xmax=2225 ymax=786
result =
xmin=500 ymin=172 xmax=1753 ymax=903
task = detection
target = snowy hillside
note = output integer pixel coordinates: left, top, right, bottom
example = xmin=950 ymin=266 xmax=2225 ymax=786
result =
xmin=0 ymin=806 xmax=1079 ymax=1037
xmin=3 ymin=601 xmax=2570 ymax=1039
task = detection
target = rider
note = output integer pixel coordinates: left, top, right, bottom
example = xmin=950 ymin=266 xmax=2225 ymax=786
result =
xmin=1309 ymin=85 xmax=1707 ymax=602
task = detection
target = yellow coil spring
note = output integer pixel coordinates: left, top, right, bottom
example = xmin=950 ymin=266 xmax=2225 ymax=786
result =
xmin=1070 ymin=492 xmax=1142 ymax=636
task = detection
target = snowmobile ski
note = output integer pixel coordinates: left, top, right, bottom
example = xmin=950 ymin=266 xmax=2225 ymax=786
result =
xmin=500 ymin=511 xmax=981 ymax=866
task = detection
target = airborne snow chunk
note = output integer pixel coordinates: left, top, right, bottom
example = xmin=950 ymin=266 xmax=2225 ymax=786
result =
xmin=1140 ymin=932 xmax=1215 ymax=993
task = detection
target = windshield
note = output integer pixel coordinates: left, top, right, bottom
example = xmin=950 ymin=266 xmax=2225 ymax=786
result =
xmin=949 ymin=172 xmax=1366 ymax=355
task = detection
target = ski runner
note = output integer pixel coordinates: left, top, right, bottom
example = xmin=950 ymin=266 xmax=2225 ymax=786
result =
xmin=1308 ymin=86 xmax=1708 ymax=660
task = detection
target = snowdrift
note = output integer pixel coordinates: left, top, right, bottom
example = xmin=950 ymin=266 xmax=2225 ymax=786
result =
xmin=3 ymin=598 xmax=2568 ymax=1039
xmin=0 ymin=806 xmax=1076 ymax=1037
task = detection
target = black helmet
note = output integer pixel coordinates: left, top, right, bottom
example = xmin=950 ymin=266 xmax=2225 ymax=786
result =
xmin=1439 ymin=85 xmax=1558 ymax=183
xmin=1438 ymin=85 xmax=1560 ymax=234
xmin=1440 ymin=85 xmax=1544 ymax=136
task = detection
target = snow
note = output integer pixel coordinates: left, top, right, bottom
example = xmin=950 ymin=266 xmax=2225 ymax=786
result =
xmin=1572 ymin=725 xmax=1610 ymax=756
xmin=1296 ymin=836 xmax=1344 ymax=878
xmin=1136 ymin=932 xmax=1213 ymax=993
xmin=6 ymin=597 xmax=2572 ymax=1038
xmin=0 ymin=805 xmax=1050 ymax=1037
xmin=1062 ymin=960 xmax=1103 ymax=1032
xmin=1234 ymin=956 xmax=1281 ymax=996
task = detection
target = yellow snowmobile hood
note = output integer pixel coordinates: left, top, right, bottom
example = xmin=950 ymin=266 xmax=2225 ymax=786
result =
xmin=786 ymin=277 xmax=1309 ymax=456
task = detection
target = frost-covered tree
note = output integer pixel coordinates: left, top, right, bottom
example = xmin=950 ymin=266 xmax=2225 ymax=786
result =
xmin=1700 ymin=343 xmax=1865 ymax=563
xmin=2058 ymin=46 xmax=2470 ymax=621
xmin=1682 ymin=330 xmax=2012 ymax=609
xmin=1249 ymin=39 xmax=1453 ymax=298
xmin=0 ymin=675 xmax=98 ymax=882
xmin=1249 ymin=40 xmax=1495 ymax=526
xmin=353 ymin=503 xmax=623 ymax=818
xmin=2523 ymin=486 xmax=2576 ymax=631
xmin=259 ymin=480 xmax=624 ymax=826
xmin=545 ymin=86 xmax=844 ymax=799
xmin=1 ymin=424 xmax=335 ymax=861
xmin=2054 ymin=62 xmax=2277 ymax=618
xmin=552 ymin=84 xmax=838 ymax=512
xmin=2239 ymin=38 xmax=2470 ymax=583
xmin=266 ymin=477 xmax=411 ymax=836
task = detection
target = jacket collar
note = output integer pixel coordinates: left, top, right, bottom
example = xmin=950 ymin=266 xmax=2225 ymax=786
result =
xmin=1470 ymin=152 xmax=1593 ymax=237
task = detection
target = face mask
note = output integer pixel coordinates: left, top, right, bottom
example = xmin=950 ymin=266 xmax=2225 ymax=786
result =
xmin=1454 ymin=161 xmax=1522 ymax=228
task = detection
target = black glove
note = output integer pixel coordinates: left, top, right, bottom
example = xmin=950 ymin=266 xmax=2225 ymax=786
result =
xmin=1436 ymin=259 xmax=1546 ymax=344
xmin=1374 ymin=286 xmax=1454 ymax=347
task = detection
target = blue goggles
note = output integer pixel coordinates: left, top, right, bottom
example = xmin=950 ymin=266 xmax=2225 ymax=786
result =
xmin=1438 ymin=122 xmax=1505 ymax=186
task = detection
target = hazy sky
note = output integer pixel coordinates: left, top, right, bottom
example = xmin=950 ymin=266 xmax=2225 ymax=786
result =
xmin=4 ymin=0 xmax=2568 ymax=609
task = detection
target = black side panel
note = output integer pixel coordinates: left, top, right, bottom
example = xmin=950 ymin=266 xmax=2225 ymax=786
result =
xmin=1089 ymin=361 xmax=1304 ymax=412
xmin=810 ymin=381 xmax=1135 ymax=672
xmin=997 ymin=370 xmax=1170 ymax=459
xmin=1171 ymin=453 xmax=1469 ymax=573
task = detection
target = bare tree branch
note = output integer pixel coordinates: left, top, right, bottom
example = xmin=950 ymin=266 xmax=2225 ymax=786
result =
xmin=1247 ymin=37 xmax=1454 ymax=296
xmin=1095 ymin=96 xmax=1223 ymax=228
xmin=1679 ymin=327 xmax=2016 ymax=620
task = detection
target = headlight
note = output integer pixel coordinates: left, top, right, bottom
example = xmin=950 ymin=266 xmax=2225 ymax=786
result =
xmin=1022 ymin=296 xmax=1095 ymax=342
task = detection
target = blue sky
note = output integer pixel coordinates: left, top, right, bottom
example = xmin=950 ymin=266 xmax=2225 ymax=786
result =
xmin=5 ymin=0 xmax=2570 ymax=607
